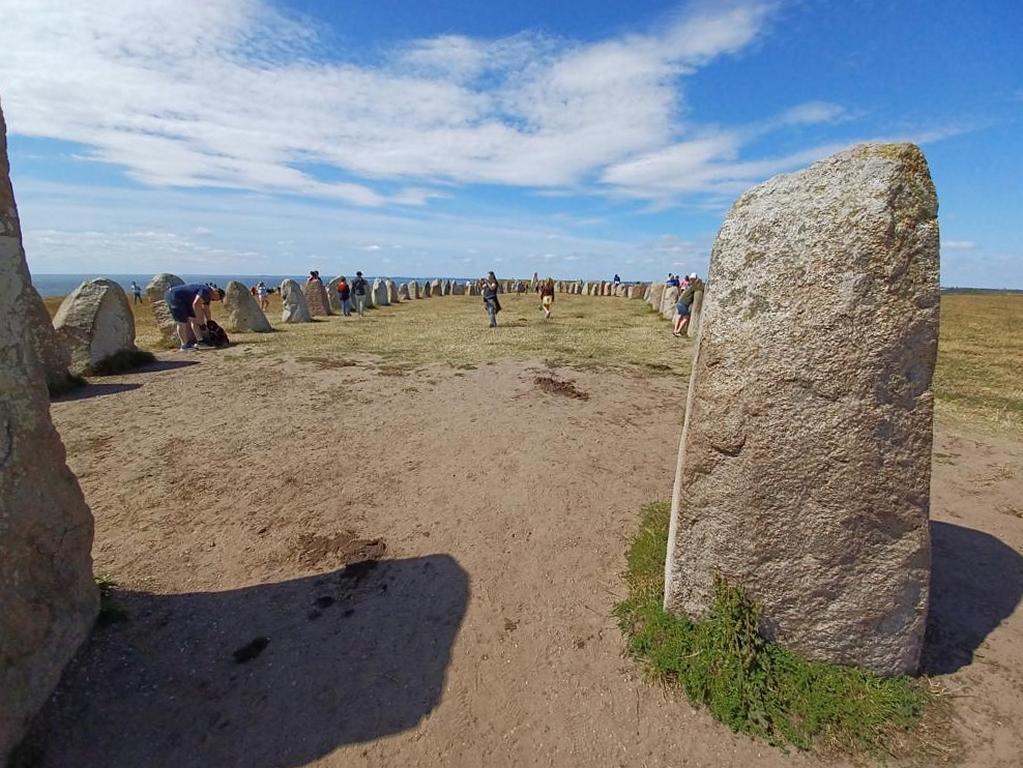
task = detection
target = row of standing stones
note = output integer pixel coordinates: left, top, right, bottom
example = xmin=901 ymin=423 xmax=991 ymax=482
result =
xmin=1 ymin=92 xmax=939 ymax=763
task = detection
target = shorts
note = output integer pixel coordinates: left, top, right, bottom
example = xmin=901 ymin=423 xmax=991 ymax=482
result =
xmin=676 ymin=302 xmax=690 ymax=316
xmin=542 ymin=295 xmax=553 ymax=307
xmin=164 ymin=290 xmax=195 ymax=323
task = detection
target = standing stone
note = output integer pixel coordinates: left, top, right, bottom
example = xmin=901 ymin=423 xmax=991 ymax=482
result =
xmin=663 ymin=144 xmax=939 ymax=676
xmin=26 ymin=285 xmax=74 ymax=392
xmin=398 ymin=283 xmax=411 ymax=300
xmin=686 ymin=289 xmax=705 ymax=338
xmin=660 ymin=285 xmax=680 ymax=320
xmin=303 ymin=279 xmax=332 ymax=317
xmin=450 ymin=281 xmax=465 ymax=296
xmin=442 ymin=280 xmax=452 ymax=296
xmin=430 ymin=279 xmax=442 ymax=297
xmin=0 ymin=103 xmax=98 ymax=762
xmin=222 ymin=280 xmax=271 ymax=333
xmin=372 ymin=279 xmax=389 ymax=307
xmin=466 ymin=281 xmax=478 ymax=296
xmin=144 ymin=272 xmax=184 ymax=348
xmin=410 ymin=281 xmax=422 ymax=299
xmin=647 ymin=283 xmax=664 ymax=310
xmin=280 ymin=279 xmax=312 ymax=323
xmin=386 ymin=280 xmax=399 ymax=303
xmin=326 ymin=276 xmax=345 ymax=314
xmin=422 ymin=281 xmax=432 ymax=298
xmin=53 ymin=279 xmax=137 ymax=375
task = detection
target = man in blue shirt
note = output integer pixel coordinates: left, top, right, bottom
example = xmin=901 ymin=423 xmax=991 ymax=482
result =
xmin=164 ymin=283 xmax=224 ymax=350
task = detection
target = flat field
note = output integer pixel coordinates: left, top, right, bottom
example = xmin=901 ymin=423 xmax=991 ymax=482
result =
xmin=26 ymin=290 xmax=1023 ymax=767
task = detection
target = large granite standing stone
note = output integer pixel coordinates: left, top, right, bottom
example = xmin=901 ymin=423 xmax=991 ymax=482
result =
xmin=466 ymin=281 xmax=478 ymax=296
xmin=410 ymin=281 xmax=422 ymax=299
xmin=663 ymin=144 xmax=939 ymax=676
xmin=386 ymin=280 xmax=400 ymax=303
xmin=280 ymin=279 xmax=312 ymax=323
xmin=26 ymin=285 xmax=74 ymax=392
xmin=686 ymin=289 xmax=705 ymax=338
xmin=647 ymin=283 xmax=664 ymax=310
xmin=303 ymin=280 xmax=332 ymax=317
xmin=450 ymin=281 xmax=465 ymax=296
xmin=53 ymin=279 xmax=137 ymax=375
xmin=398 ymin=283 xmax=411 ymax=300
xmin=222 ymin=280 xmax=271 ymax=332
xmin=422 ymin=281 xmax=432 ymax=298
xmin=660 ymin=285 xmax=680 ymax=319
xmin=145 ymin=273 xmax=184 ymax=348
xmin=429 ymin=279 xmax=442 ymax=297
xmin=372 ymin=279 xmax=389 ymax=307
xmin=0 ymin=103 xmax=98 ymax=761
xmin=326 ymin=276 xmax=344 ymax=314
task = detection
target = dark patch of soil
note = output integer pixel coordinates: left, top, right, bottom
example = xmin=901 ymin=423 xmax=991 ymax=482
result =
xmin=232 ymin=636 xmax=269 ymax=663
xmin=289 ymin=531 xmax=387 ymax=569
xmin=534 ymin=375 xmax=589 ymax=400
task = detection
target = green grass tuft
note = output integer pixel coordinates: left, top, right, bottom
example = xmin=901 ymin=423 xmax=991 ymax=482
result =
xmin=87 ymin=348 xmax=157 ymax=376
xmin=46 ymin=372 xmax=87 ymax=398
xmin=614 ymin=501 xmax=931 ymax=756
xmin=94 ymin=574 xmax=128 ymax=625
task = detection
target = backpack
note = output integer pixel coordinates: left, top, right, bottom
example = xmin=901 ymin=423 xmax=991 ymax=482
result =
xmin=203 ymin=320 xmax=230 ymax=348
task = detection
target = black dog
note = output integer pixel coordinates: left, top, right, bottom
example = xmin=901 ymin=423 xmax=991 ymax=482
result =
xmin=201 ymin=320 xmax=230 ymax=348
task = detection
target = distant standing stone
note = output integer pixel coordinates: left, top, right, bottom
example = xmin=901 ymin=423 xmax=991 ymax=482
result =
xmin=430 ymin=279 xmax=442 ymax=297
xmin=663 ymin=143 xmax=940 ymax=676
xmin=686 ymin=289 xmax=704 ymax=337
xmin=386 ymin=279 xmax=400 ymax=303
xmin=26 ymin=284 xmax=73 ymax=392
xmin=326 ymin=276 xmax=344 ymax=313
xmin=398 ymin=283 xmax=411 ymax=300
xmin=660 ymin=285 xmax=680 ymax=320
xmin=223 ymin=280 xmax=271 ymax=332
xmin=647 ymin=283 xmax=664 ymax=310
xmin=372 ymin=278 xmax=389 ymax=307
xmin=450 ymin=281 xmax=465 ymax=296
xmin=280 ymin=279 xmax=312 ymax=323
xmin=145 ymin=272 xmax=185 ymax=347
xmin=303 ymin=279 xmax=332 ymax=317
xmin=53 ymin=279 xmax=137 ymax=375
xmin=410 ymin=281 xmax=422 ymax=299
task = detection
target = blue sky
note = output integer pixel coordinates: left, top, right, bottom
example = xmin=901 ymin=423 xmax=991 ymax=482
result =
xmin=2 ymin=0 xmax=1020 ymax=286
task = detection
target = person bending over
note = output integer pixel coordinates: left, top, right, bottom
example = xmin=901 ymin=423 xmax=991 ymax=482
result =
xmin=165 ymin=282 xmax=224 ymax=351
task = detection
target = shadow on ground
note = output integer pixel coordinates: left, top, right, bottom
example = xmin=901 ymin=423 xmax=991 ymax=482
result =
xmin=52 ymin=382 xmax=143 ymax=401
xmin=23 ymin=555 xmax=469 ymax=768
xmin=922 ymin=521 xmax=1023 ymax=674
xmin=133 ymin=359 xmax=201 ymax=373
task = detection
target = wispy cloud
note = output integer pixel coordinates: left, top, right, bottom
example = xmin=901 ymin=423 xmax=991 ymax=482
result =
xmin=1 ymin=0 xmax=780 ymax=206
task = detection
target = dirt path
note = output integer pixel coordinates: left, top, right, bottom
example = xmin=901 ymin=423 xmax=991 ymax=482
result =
xmin=25 ymin=349 xmax=1023 ymax=767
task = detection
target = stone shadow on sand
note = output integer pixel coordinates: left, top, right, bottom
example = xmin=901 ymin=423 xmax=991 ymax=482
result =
xmin=52 ymin=382 xmax=143 ymax=401
xmin=922 ymin=521 xmax=1023 ymax=675
xmin=24 ymin=555 xmax=469 ymax=768
xmin=133 ymin=359 xmax=201 ymax=373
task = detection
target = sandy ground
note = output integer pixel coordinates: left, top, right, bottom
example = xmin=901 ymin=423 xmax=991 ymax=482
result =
xmin=23 ymin=344 xmax=1023 ymax=767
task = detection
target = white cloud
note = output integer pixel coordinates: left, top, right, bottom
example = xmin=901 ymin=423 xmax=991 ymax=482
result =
xmin=0 ymin=0 xmax=778 ymax=205
xmin=943 ymin=240 xmax=976 ymax=250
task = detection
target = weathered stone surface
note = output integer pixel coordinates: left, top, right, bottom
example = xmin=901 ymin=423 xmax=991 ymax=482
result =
xmin=53 ymin=279 xmax=137 ymax=375
xmin=646 ymin=282 xmax=664 ymax=310
xmin=660 ymin=286 xmax=680 ymax=319
xmin=450 ymin=280 xmax=465 ymax=296
xmin=466 ymin=281 xmax=479 ymax=296
xmin=222 ymin=280 xmax=271 ymax=332
xmin=686 ymin=289 xmax=705 ymax=338
xmin=372 ymin=279 xmax=389 ymax=307
xmin=398 ymin=283 xmax=411 ymax=300
xmin=423 ymin=280 xmax=433 ymax=298
xmin=280 ymin=279 xmax=312 ymax=323
xmin=386 ymin=280 xmax=399 ymax=303
xmin=663 ymin=143 xmax=939 ymax=676
xmin=326 ymin=276 xmax=345 ymax=314
xmin=614 ymin=283 xmax=627 ymax=297
xmin=26 ymin=285 xmax=73 ymax=392
xmin=303 ymin=279 xmax=332 ymax=317
xmin=144 ymin=272 xmax=184 ymax=348
xmin=429 ymin=279 xmax=442 ymax=297
xmin=0 ymin=104 xmax=98 ymax=761
xmin=410 ymin=281 xmax=422 ymax=299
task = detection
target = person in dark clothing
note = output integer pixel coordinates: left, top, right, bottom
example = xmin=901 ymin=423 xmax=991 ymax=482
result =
xmin=482 ymin=271 xmax=500 ymax=327
xmin=130 ymin=281 xmax=142 ymax=304
xmin=164 ymin=283 xmax=224 ymax=350
xmin=351 ymin=271 xmax=369 ymax=316
xmin=613 ymin=274 xmax=621 ymax=286
xmin=336 ymin=275 xmax=352 ymax=316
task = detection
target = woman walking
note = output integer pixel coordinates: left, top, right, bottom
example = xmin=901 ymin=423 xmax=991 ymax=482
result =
xmin=482 ymin=271 xmax=501 ymax=328
xmin=540 ymin=277 xmax=555 ymax=319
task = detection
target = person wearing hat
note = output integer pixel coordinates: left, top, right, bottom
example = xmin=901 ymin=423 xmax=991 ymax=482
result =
xmin=164 ymin=282 xmax=225 ymax=350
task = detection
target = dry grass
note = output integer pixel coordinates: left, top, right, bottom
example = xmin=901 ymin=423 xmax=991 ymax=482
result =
xmin=935 ymin=292 xmax=1023 ymax=433
xmin=46 ymin=293 xmax=689 ymax=376
xmin=43 ymin=291 xmax=1023 ymax=431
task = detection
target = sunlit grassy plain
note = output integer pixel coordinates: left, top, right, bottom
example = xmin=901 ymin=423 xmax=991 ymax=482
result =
xmin=44 ymin=290 xmax=1022 ymax=432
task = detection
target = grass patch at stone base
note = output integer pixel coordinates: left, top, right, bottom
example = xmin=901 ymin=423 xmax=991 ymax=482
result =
xmin=86 ymin=348 xmax=157 ymax=376
xmin=614 ymin=501 xmax=934 ymax=757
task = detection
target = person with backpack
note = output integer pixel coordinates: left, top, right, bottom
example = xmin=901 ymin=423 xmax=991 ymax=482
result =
xmin=336 ymin=275 xmax=352 ymax=316
xmin=164 ymin=282 xmax=225 ymax=351
xmin=482 ymin=271 xmax=500 ymax=328
xmin=351 ymin=271 xmax=369 ymax=316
